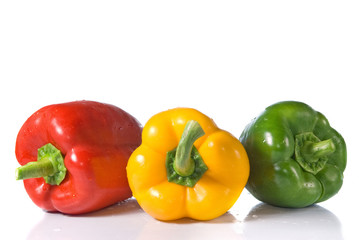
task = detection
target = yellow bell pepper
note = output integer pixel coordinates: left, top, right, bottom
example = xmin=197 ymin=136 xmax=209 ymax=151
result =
xmin=126 ymin=108 xmax=249 ymax=221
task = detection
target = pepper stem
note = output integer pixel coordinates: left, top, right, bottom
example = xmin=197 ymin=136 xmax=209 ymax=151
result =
xmin=15 ymin=143 xmax=67 ymax=185
xmin=173 ymin=120 xmax=205 ymax=176
xmin=294 ymin=132 xmax=336 ymax=174
xmin=301 ymin=139 xmax=335 ymax=162
xmin=16 ymin=159 xmax=55 ymax=180
xmin=165 ymin=120 xmax=208 ymax=187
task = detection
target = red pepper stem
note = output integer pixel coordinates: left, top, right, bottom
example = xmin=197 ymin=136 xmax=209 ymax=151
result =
xmin=15 ymin=159 xmax=55 ymax=180
xmin=173 ymin=120 xmax=205 ymax=177
xmin=15 ymin=143 xmax=67 ymax=185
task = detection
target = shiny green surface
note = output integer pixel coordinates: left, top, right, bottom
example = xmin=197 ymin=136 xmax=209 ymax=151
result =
xmin=240 ymin=101 xmax=346 ymax=208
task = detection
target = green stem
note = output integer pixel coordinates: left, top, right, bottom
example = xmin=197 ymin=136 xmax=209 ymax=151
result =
xmin=15 ymin=143 xmax=67 ymax=185
xmin=294 ymin=132 xmax=336 ymax=174
xmin=301 ymin=139 xmax=335 ymax=162
xmin=173 ymin=120 xmax=205 ymax=176
xmin=16 ymin=159 xmax=55 ymax=180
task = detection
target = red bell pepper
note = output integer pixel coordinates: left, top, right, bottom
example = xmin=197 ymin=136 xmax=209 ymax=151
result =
xmin=15 ymin=100 xmax=142 ymax=214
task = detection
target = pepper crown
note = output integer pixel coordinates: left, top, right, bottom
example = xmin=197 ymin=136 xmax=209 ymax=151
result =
xmin=15 ymin=143 xmax=67 ymax=185
xmin=294 ymin=132 xmax=335 ymax=174
xmin=166 ymin=120 xmax=208 ymax=187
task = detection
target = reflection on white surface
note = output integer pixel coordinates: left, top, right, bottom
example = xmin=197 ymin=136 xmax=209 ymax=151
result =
xmin=242 ymin=203 xmax=343 ymax=240
xmin=27 ymin=199 xmax=143 ymax=240
xmin=26 ymin=198 xmax=343 ymax=240
xmin=27 ymin=198 xmax=241 ymax=240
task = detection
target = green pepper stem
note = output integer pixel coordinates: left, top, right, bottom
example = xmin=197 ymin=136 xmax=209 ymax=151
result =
xmin=301 ymin=139 xmax=336 ymax=162
xmin=294 ymin=132 xmax=336 ymax=174
xmin=15 ymin=159 xmax=55 ymax=180
xmin=173 ymin=120 xmax=205 ymax=177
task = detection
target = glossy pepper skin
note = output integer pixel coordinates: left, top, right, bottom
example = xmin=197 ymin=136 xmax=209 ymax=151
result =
xmin=15 ymin=101 xmax=142 ymax=214
xmin=126 ymin=108 xmax=249 ymax=221
xmin=240 ymin=101 xmax=346 ymax=208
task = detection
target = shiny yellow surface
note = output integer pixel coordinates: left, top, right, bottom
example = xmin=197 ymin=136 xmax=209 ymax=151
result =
xmin=126 ymin=108 xmax=249 ymax=221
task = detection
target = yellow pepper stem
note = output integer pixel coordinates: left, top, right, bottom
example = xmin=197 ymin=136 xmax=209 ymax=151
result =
xmin=166 ymin=120 xmax=208 ymax=187
xmin=173 ymin=120 xmax=205 ymax=176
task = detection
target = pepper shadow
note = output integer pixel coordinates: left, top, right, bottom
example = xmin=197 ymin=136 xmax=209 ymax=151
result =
xmin=242 ymin=203 xmax=343 ymax=240
xmin=78 ymin=197 xmax=143 ymax=217
xmin=132 ymin=211 xmax=242 ymax=240
xmin=77 ymin=198 xmax=236 ymax=223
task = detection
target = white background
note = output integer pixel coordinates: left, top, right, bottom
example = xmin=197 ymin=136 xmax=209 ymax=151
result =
xmin=1 ymin=1 xmax=358 ymax=239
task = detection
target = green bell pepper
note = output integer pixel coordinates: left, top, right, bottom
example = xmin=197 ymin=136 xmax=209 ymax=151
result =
xmin=240 ymin=101 xmax=346 ymax=208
